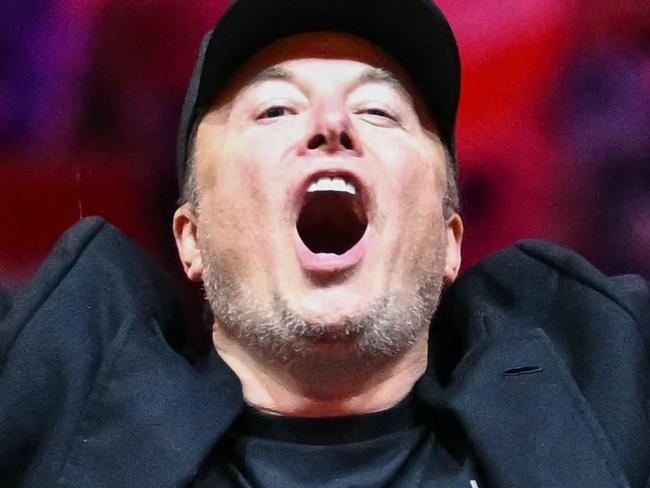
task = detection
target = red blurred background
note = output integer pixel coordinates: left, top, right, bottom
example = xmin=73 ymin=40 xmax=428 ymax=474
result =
xmin=1 ymin=0 xmax=649 ymax=292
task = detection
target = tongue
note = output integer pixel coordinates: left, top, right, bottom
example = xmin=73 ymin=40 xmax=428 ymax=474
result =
xmin=297 ymin=191 xmax=367 ymax=255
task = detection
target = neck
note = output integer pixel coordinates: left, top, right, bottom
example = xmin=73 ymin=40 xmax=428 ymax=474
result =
xmin=212 ymin=329 xmax=429 ymax=417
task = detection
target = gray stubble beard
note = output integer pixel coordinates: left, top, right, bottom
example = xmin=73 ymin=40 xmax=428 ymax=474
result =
xmin=200 ymin=240 xmax=445 ymax=376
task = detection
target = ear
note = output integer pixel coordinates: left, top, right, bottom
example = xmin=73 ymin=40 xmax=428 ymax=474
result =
xmin=172 ymin=203 xmax=204 ymax=282
xmin=443 ymin=212 xmax=463 ymax=285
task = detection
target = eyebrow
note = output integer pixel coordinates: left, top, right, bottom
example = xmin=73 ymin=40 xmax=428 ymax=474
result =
xmin=242 ymin=66 xmax=296 ymax=92
xmin=241 ymin=65 xmax=413 ymax=102
xmin=357 ymin=67 xmax=413 ymax=103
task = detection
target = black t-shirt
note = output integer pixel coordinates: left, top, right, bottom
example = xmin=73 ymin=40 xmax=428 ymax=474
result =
xmin=192 ymin=395 xmax=480 ymax=487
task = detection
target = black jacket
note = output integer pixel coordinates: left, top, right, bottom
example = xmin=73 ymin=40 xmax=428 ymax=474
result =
xmin=1 ymin=217 xmax=648 ymax=487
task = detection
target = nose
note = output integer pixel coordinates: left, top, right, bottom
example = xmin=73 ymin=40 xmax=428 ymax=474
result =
xmin=299 ymin=97 xmax=363 ymax=156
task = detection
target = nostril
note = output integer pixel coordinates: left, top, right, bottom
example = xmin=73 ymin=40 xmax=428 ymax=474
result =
xmin=340 ymin=132 xmax=353 ymax=150
xmin=307 ymin=134 xmax=326 ymax=150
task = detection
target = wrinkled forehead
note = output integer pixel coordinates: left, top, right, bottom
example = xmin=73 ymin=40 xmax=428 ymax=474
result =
xmin=209 ymin=31 xmax=437 ymax=130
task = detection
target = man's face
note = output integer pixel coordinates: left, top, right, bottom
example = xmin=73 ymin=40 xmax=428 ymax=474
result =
xmin=175 ymin=32 xmax=462 ymax=365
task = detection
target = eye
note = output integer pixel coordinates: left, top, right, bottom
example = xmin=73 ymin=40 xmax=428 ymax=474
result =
xmin=356 ymin=106 xmax=401 ymax=125
xmin=257 ymin=105 xmax=294 ymax=120
xmin=362 ymin=108 xmax=396 ymax=120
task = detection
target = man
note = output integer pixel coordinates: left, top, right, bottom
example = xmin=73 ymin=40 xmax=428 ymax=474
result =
xmin=1 ymin=0 xmax=648 ymax=487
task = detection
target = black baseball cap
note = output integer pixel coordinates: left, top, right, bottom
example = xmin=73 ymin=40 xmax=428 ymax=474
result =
xmin=177 ymin=0 xmax=461 ymax=192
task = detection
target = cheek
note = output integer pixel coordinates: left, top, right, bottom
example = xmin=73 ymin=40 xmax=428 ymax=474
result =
xmin=400 ymin=163 xmax=437 ymax=206
xmin=198 ymin=162 xmax=263 ymax=247
xmin=212 ymin=133 xmax=275 ymax=203
xmin=205 ymin=143 xmax=291 ymax=247
xmin=374 ymin=143 xmax=441 ymax=219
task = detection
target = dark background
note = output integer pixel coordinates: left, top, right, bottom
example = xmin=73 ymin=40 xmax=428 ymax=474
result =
xmin=1 ymin=0 xmax=649 ymax=291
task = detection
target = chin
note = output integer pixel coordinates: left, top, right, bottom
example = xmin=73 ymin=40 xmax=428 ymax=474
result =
xmin=293 ymin=306 xmax=364 ymax=328
xmin=291 ymin=287 xmax=374 ymax=323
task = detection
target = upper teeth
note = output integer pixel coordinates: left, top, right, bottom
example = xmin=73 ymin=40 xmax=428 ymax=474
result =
xmin=307 ymin=176 xmax=357 ymax=195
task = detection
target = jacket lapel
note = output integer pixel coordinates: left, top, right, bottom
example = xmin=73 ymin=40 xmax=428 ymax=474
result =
xmin=56 ymin=314 xmax=244 ymax=488
xmin=419 ymin=328 xmax=631 ymax=488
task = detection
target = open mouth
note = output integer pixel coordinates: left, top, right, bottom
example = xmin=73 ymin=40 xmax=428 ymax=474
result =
xmin=296 ymin=176 xmax=368 ymax=256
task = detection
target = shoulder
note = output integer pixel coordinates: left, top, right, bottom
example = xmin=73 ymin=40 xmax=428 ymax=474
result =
xmin=1 ymin=217 xmax=185 ymax=395
xmin=1 ymin=216 xmax=182 ymax=360
xmin=514 ymin=239 xmax=649 ymax=341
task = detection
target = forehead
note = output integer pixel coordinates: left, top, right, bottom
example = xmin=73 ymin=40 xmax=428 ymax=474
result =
xmin=210 ymin=32 xmax=434 ymax=123
xmin=242 ymin=32 xmax=406 ymax=75
xmin=246 ymin=60 xmax=410 ymax=97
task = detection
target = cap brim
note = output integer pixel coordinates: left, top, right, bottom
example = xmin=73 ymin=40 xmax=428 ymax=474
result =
xmin=177 ymin=0 xmax=460 ymax=190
